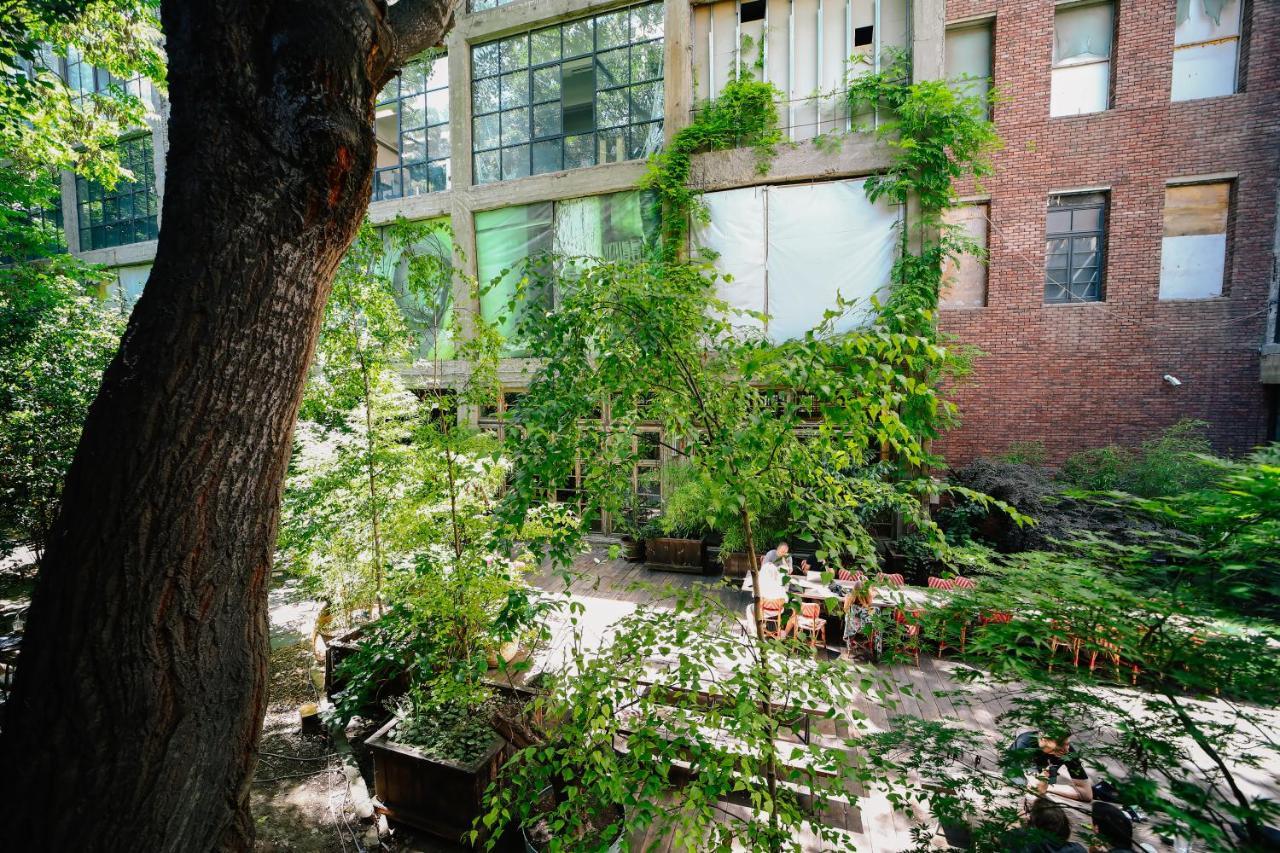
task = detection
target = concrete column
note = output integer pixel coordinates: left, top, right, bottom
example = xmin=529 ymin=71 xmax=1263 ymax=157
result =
xmin=59 ymin=169 xmax=80 ymax=255
xmin=910 ymin=0 xmax=946 ymax=84
xmin=664 ymin=0 xmax=694 ymax=143
xmin=447 ymin=32 xmax=474 ymax=192
xmin=146 ymin=81 xmax=170 ymax=229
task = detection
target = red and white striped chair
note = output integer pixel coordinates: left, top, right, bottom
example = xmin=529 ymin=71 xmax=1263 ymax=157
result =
xmin=893 ymin=609 xmax=923 ymax=666
xmin=876 ymin=573 xmax=905 ymax=588
xmin=760 ymin=598 xmax=788 ymax=640
xmin=795 ymin=602 xmax=826 ymax=648
xmin=927 ymin=576 xmax=955 ymax=591
xmin=837 ymin=569 xmax=855 ymax=581
xmin=951 ymin=576 xmax=977 ymax=590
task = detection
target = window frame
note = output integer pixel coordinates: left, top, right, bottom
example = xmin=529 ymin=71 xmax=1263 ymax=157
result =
xmin=1044 ymin=190 xmax=1108 ymax=305
xmin=1049 ymin=0 xmax=1116 ymax=117
xmin=469 ymin=1 xmax=665 ymax=185
xmin=944 ymin=17 xmax=995 ymax=120
xmin=1170 ymin=0 xmax=1244 ymax=102
xmin=74 ymin=133 xmax=159 ymax=251
xmin=373 ymin=52 xmax=451 ymax=201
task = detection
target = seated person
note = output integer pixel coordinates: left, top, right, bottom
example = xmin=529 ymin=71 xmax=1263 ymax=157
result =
xmin=755 ymin=561 xmax=788 ymax=601
xmin=842 ymin=583 xmax=882 ymax=657
xmin=1009 ymin=730 xmax=1094 ymax=803
xmin=1089 ymin=802 xmax=1134 ymax=853
xmin=760 ymin=541 xmax=810 ymax=576
xmin=1002 ymin=797 xmax=1087 ymax=853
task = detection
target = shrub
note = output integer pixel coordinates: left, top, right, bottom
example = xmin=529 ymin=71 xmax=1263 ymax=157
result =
xmin=1057 ymin=419 xmax=1220 ymax=497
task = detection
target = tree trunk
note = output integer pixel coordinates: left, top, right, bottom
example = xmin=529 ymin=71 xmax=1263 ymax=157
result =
xmin=0 ymin=0 xmax=453 ymax=849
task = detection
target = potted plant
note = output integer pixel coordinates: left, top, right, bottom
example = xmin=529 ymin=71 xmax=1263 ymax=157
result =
xmin=643 ymin=464 xmax=706 ymax=573
xmin=612 ymin=502 xmax=650 ymax=563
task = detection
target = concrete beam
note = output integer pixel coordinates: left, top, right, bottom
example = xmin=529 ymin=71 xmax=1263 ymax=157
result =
xmin=368 ymin=191 xmax=454 ymax=225
xmin=77 ymin=240 xmax=159 ymax=268
xmin=458 ymin=0 xmax=645 ymax=43
xmin=462 ymin=160 xmax=651 ymax=212
xmin=688 ymin=134 xmax=893 ymax=191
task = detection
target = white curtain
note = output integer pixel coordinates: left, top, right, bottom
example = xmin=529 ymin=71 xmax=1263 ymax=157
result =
xmin=694 ymin=186 xmax=768 ymax=334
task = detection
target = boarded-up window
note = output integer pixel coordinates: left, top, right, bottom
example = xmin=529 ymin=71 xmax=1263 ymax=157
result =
xmin=940 ymin=204 xmax=989 ymax=308
xmin=1172 ymin=0 xmax=1241 ymax=102
xmin=693 ymin=178 xmax=901 ymax=340
xmin=1050 ymin=2 xmax=1113 ymax=117
xmin=946 ymin=22 xmax=993 ymax=118
xmin=1159 ymin=182 xmax=1229 ymax=300
xmin=691 ymin=0 xmax=908 ymax=141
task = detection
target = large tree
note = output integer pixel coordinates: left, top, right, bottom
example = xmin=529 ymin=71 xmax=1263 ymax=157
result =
xmin=0 ymin=0 xmax=459 ymax=849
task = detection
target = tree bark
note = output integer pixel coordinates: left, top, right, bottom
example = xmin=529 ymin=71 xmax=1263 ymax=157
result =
xmin=0 ymin=0 xmax=455 ymax=849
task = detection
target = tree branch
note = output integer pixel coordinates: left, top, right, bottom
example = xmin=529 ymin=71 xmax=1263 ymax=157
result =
xmin=385 ymin=0 xmax=460 ymax=71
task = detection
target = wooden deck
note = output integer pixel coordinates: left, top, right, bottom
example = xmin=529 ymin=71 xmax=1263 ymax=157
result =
xmin=522 ymin=546 xmax=1280 ymax=852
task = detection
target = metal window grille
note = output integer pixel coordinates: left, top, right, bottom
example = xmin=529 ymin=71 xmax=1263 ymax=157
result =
xmin=1045 ymin=191 xmax=1106 ymax=304
xmin=75 ymin=134 xmax=159 ymax=251
xmin=470 ymin=1 xmax=665 ymax=185
xmin=374 ymin=52 xmax=450 ymax=201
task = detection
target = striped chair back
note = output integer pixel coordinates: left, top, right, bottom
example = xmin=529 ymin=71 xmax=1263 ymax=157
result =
xmin=837 ymin=569 xmax=854 ymax=581
xmin=761 ymin=598 xmax=786 ymax=614
xmin=877 ymin=573 xmax=905 ymax=588
xmin=800 ymin=602 xmax=821 ymax=620
xmin=952 ymin=576 xmax=977 ymax=590
xmin=927 ymin=576 xmax=955 ymax=590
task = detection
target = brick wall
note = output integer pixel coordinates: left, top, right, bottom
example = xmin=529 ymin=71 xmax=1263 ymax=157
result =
xmin=936 ymin=0 xmax=1278 ymax=465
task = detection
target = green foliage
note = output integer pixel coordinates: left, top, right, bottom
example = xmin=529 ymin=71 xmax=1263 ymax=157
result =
xmin=392 ymin=689 xmax=502 ymax=765
xmin=902 ymin=454 xmax=1280 ymax=849
xmin=845 ymin=52 xmax=1000 ymax=335
xmin=1058 ymin=419 xmax=1221 ymax=497
xmin=0 ymin=270 xmax=122 ymax=564
xmin=640 ymin=72 xmax=783 ymax=259
xmin=999 ymin=440 xmax=1046 ymax=466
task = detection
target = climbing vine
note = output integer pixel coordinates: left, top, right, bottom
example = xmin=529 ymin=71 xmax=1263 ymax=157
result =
xmin=640 ymin=70 xmax=782 ymax=259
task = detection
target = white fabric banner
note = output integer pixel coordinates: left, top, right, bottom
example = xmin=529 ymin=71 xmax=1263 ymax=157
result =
xmin=765 ymin=179 xmax=900 ymax=340
xmin=694 ymin=186 xmax=768 ymax=333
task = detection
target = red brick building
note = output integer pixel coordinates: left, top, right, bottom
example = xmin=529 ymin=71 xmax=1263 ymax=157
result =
xmin=936 ymin=0 xmax=1279 ymax=464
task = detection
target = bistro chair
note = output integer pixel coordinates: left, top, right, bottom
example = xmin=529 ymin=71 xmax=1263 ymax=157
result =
xmin=760 ymin=598 xmax=788 ymax=640
xmin=876 ymin=573 xmax=905 ymax=588
xmin=837 ymin=569 xmax=855 ymax=581
xmin=796 ymin=602 xmax=827 ymax=648
xmin=1084 ymin=632 xmax=1140 ymax=685
xmin=927 ymin=576 xmax=956 ymax=591
xmin=892 ymin=608 xmax=924 ymax=666
xmin=1047 ymin=619 xmax=1082 ymax=669
xmin=951 ymin=576 xmax=977 ymax=590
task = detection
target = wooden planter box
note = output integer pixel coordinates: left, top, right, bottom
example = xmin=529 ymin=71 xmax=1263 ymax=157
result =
xmin=619 ymin=535 xmax=646 ymax=563
xmin=719 ymin=551 xmax=755 ymax=580
xmin=324 ymin=627 xmax=365 ymax=700
xmin=367 ymin=716 xmax=507 ymax=847
xmin=645 ymin=537 xmax=704 ymax=573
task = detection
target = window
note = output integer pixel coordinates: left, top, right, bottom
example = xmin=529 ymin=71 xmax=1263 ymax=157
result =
xmin=694 ymin=178 xmax=902 ymax=339
xmin=940 ymin=203 xmax=989 ymax=308
xmin=475 ymin=191 xmax=659 ymax=349
xmin=1045 ymin=192 xmax=1106 ymax=303
xmin=374 ymin=52 xmax=449 ymax=201
xmin=64 ymin=45 xmax=146 ymax=103
xmin=1172 ymin=0 xmax=1242 ymax=101
xmin=945 ymin=21 xmax=993 ymax=117
xmin=388 ymin=218 xmax=456 ymax=358
xmin=1159 ymin=182 xmax=1229 ymax=300
xmin=470 ymin=2 xmax=664 ymax=184
xmin=1050 ymin=2 xmax=1113 ymax=117
xmin=75 ymin=134 xmax=159 ymax=251
xmin=110 ymin=265 xmax=151 ymax=313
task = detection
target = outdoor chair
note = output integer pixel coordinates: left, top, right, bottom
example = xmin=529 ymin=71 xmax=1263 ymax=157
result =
xmin=760 ymin=598 xmax=788 ymax=640
xmin=795 ymin=602 xmax=826 ymax=648
xmin=1047 ymin=620 xmax=1082 ymax=669
xmin=876 ymin=573 xmax=905 ymax=588
xmin=892 ymin=608 xmax=923 ymax=666
xmin=1084 ymin=633 xmax=1140 ymax=685
xmin=837 ymin=569 xmax=862 ymax=582
xmin=927 ymin=576 xmax=955 ymax=590
xmin=951 ymin=576 xmax=977 ymax=590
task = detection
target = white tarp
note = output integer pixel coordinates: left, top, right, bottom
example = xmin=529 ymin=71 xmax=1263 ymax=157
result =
xmin=694 ymin=186 xmax=767 ymax=333
xmin=765 ymin=179 xmax=900 ymax=340
xmin=1159 ymin=234 xmax=1226 ymax=300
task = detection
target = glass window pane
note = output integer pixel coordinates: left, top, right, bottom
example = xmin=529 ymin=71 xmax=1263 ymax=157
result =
xmin=500 ymin=35 xmax=529 ymax=72
xmin=501 ymin=107 xmax=530 ymax=145
xmin=474 ymin=77 xmax=500 ymax=113
xmin=533 ymin=66 xmax=561 ymax=102
xmin=531 ymin=28 xmax=561 ymax=65
xmin=564 ymin=20 xmax=594 ymax=58
xmin=564 ymin=133 xmax=595 ymax=169
xmin=474 ymin=43 xmax=500 ymax=77
xmin=597 ymin=10 xmax=630 ymax=50
xmin=1072 ymin=209 xmax=1100 ymax=231
xmin=474 ymin=150 xmax=501 ymax=184
xmin=1046 ymin=210 xmax=1071 ymax=234
xmin=533 ymin=101 xmax=562 ymax=138
xmin=474 ymin=114 xmax=500 ymax=149
xmin=426 ymin=89 xmax=449 ymax=125
xmin=632 ymin=41 xmax=663 ymax=82
xmin=532 ymin=139 xmax=563 ymax=174
xmin=1054 ymin=2 xmax=1114 ymax=66
xmin=501 ymin=71 xmax=529 ymax=108
xmin=630 ymin=81 xmax=662 ymax=122
xmin=632 ymin=3 xmax=664 ymax=40
xmin=596 ymin=48 xmax=630 ymax=88
xmin=426 ymin=124 xmax=449 ymax=157
xmin=597 ymin=89 xmax=628 ymax=127
xmin=598 ymin=127 xmax=628 ymax=162
xmin=502 ymin=145 xmax=530 ymax=180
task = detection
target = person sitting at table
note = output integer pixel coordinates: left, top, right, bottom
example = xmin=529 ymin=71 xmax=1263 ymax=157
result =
xmin=761 ymin=541 xmax=810 ymax=576
xmin=842 ymin=582 xmax=882 ymax=658
xmin=1001 ymin=797 xmax=1088 ymax=853
xmin=1009 ymin=729 xmax=1094 ymax=803
xmin=1088 ymin=802 xmax=1135 ymax=853
xmin=755 ymin=560 xmax=788 ymax=601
